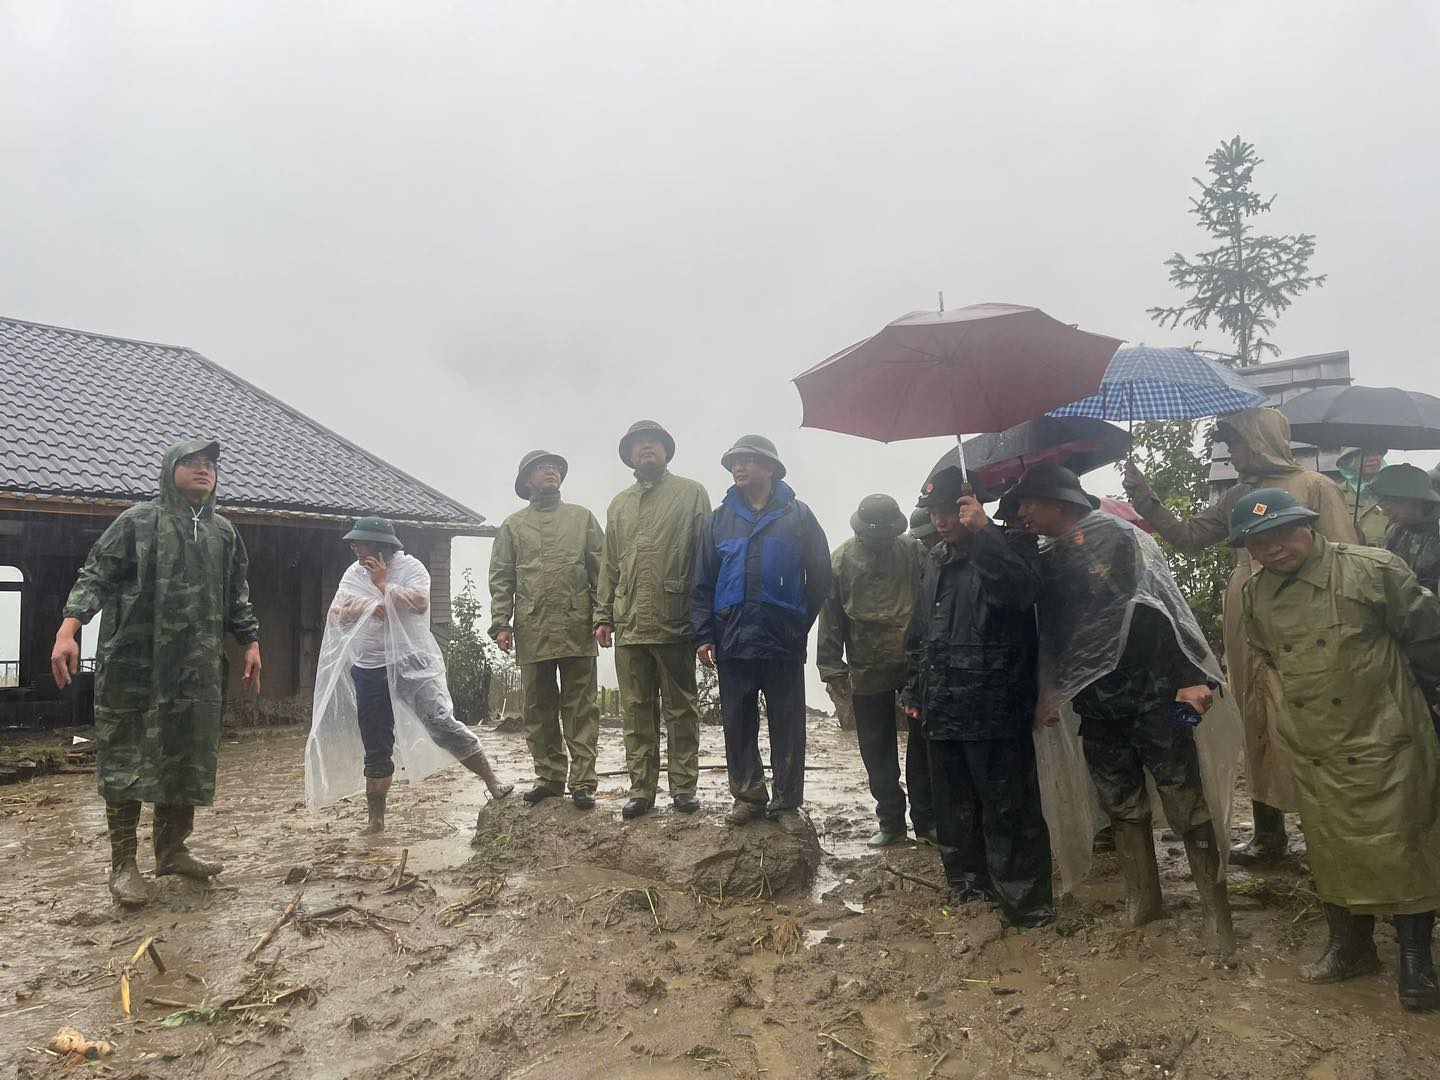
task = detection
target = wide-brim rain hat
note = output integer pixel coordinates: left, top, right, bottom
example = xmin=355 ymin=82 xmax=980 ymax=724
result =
xmin=720 ymin=435 xmax=786 ymax=481
xmin=515 ymin=450 xmax=569 ymax=500
xmin=1368 ymin=463 xmax=1440 ymax=505
xmin=1228 ymin=487 xmax=1319 ymax=547
xmin=343 ymin=516 xmax=401 ymax=547
xmin=618 ymin=420 xmax=676 ymax=466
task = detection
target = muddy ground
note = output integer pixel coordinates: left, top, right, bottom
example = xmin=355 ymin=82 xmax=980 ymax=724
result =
xmin=3 ymin=717 xmax=1439 ymax=1080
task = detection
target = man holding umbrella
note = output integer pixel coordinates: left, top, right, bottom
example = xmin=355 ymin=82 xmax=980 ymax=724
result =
xmin=1124 ymin=407 xmax=1357 ymax=865
xmin=818 ymin=494 xmax=932 ymax=847
xmin=594 ymin=421 xmax=712 ymax=820
xmin=1335 ymin=447 xmax=1390 ymax=547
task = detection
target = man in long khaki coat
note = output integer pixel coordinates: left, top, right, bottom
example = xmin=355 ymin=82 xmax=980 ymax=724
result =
xmin=818 ymin=494 xmax=931 ymax=848
xmin=489 ymin=451 xmax=605 ymax=809
xmin=1238 ymin=487 xmax=1440 ymax=1012
xmin=1123 ymin=407 xmax=1357 ymax=863
xmin=594 ymin=421 xmax=712 ymax=820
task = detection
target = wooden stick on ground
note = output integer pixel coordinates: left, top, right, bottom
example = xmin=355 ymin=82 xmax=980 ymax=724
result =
xmin=884 ymin=865 xmax=942 ymax=892
xmin=246 ymin=888 xmax=304 ymax=961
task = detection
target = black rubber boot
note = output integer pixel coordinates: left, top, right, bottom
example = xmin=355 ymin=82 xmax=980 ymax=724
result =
xmin=1113 ymin=819 xmax=1164 ymax=927
xmin=106 ymin=800 xmax=150 ymax=906
xmin=154 ymin=805 xmax=224 ymax=879
xmin=1395 ymin=911 xmax=1440 ymax=1012
xmin=1298 ymin=903 xmax=1380 ymax=983
xmin=622 ymin=797 xmax=651 ymax=820
xmin=1230 ymin=801 xmax=1288 ymax=866
xmin=1182 ymin=822 xmax=1236 ymax=960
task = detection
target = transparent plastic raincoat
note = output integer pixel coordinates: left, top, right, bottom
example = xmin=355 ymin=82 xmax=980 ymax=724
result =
xmin=305 ymin=555 xmax=475 ymax=808
xmin=1032 ymin=510 xmax=1245 ymax=892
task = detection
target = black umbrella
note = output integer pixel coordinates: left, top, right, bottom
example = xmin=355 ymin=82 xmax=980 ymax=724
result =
xmin=928 ymin=416 xmax=1130 ymax=490
xmin=1279 ymin=385 xmax=1440 ymax=524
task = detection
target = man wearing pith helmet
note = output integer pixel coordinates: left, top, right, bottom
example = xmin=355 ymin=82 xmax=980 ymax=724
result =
xmin=1367 ymin=463 xmax=1440 ymax=595
xmin=488 ymin=450 xmax=605 ymax=810
xmin=594 ymin=421 xmax=712 ymax=820
xmin=817 ymin=494 xmax=932 ymax=847
xmin=1238 ymin=487 xmax=1440 ymax=1013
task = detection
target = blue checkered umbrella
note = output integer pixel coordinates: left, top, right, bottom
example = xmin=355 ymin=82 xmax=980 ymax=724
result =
xmin=1048 ymin=345 xmax=1265 ymax=422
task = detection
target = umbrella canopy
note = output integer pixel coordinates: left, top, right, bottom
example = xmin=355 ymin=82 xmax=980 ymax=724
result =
xmin=1278 ymin=385 xmax=1440 ymax=451
xmin=1048 ymin=345 xmax=1265 ymax=422
xmin=928 ymin=416 xmax=1129 ymax=489
xmin=794 ymin=303 xmax=1122 ymax=441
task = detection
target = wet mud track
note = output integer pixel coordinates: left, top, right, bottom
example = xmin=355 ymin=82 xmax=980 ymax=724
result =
xmin=3 ymin=719 xmax=1439 ymax=1079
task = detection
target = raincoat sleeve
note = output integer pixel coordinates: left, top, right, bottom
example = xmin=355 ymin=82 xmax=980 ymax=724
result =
xmin=62 ymin=515 xmax=133 ymax=622
xmin=1379 ymin=555 xmax=1440 ymax=696
xmin=690 ymin=513 xmax=719 ymax=647
xmin=969 ymin=525 xmax=1041 ymax=611
xmin=1129 ymin=488 xmax=1231 ymax=554
xmin=225 ymin=530 xmax=260 ymax=644
xmin=1240 ymin=579 xmax=1273 ymax=668
xmin=800 ymin=506 xmax=833 ymax=630
xmin=488 ymin=519 xmax=518 ymax=636
xmin=594 ymin=498 xmax=621 ymax=628
xmin=815 ymin=549 xmax=849 ymax=683
xmin=585 ymin=511 xmax=604 ymax=611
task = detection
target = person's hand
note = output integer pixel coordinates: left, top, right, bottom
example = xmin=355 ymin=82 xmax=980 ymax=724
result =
xmin=955 ymin=494 xmax=990 ymax=535
xmin=903 ymin=705 xmax=921 ymax=720
xmin=359 ymin=555 xmax=388 ymax=589
xmin=242 ymin=642 xmax=263 ymax=695
xmin=697 ymin=643 xmax=716 ymax=668
xmin=595 ymin=624 xmax=614 ymax=649
xmin=825 ymin=676 xmax=852 ymax=699
xmin=51 ymin=631 xmax=80 ymax=690
xmin=1176 ymin=684 xmax=1215 ymax=715
xmin=495 ymin=629 xmax=514 ymax=654
xmin=1122 ymin=460 xmax=1151 ymax=499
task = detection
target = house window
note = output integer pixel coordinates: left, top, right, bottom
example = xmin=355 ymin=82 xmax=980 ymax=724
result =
xmin=1 ymin=566 xmax=21 ymax=688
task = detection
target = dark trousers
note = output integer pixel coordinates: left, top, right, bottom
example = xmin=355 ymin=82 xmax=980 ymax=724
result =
xmin=853 ymin=690 xmax=934 ymax=832
xmin=716 ymin=657 xmax=806 ymax=811
xmin=1079 ymin=709 xmax=1209 ymax=831
xmin=928 ymin=735 xmax=1054 ymax=926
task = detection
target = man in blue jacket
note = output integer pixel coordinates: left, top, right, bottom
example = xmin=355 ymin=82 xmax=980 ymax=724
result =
xmin=693 ymin=435 xmax=832 ymax=825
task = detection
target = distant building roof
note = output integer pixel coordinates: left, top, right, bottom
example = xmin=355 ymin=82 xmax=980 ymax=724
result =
xmin=1209 ymin=350 xmax=1352 ymax=485
xmin=0 ymin=317 xmax=486 ymax=532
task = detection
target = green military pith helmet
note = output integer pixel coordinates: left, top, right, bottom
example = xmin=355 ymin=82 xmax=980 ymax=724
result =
xmin=720 ymin=434 xmax=786 ymax=481
xmin=514 ymin=450 xmax=569 ymax=500
xmin=1368 ymin=463 xmax=1440 ymax=505
xmin=618 ymin=420 xmax=676 ymax=466
xmin=343 ymin=516 xmax=401 ymax=547
xmin=851 ymin=493 xmax=907 ymax=539
xmin=1227 ymin=487 xmax=1320 ymax=547
xmin=909 ymin=506 xmax=936 ymax=539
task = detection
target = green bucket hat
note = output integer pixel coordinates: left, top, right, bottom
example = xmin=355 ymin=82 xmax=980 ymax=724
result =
xmin=343 ymin=516 xmax=401 ymax=547
xmin=720 ymin=434 xmax=786 ymax=481
xmin=909 ymin=506 xmax=936 ymax=540
xmin=1367 ymin=463 xmax=1440 ymax=505
xmin=1227 ymin=487 xmax=1319 ymax=547
xmin=850 ymin=494 xmax=906 ymax=539
xmin=618 ymin=420 xmax=676 ymax=466
xmin=515 ymin=450 xmax=569 ymax=500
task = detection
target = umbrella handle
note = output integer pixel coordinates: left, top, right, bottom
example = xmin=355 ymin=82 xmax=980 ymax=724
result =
xmin=954 ymin=435 xmax=969 ymax=489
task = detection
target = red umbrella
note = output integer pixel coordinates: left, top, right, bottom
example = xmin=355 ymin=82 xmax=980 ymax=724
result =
xmin=794 ymin=304 xmax=1122 ymax=448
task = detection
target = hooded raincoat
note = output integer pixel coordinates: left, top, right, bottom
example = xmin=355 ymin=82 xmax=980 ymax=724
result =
xmin=817 ymin=535 xmax=925 ymax=695
xmin=488 ymin=494 xmax=604 ymax=664
xmin=63 ymin=439 xmax=259 ymax=806
xmin=1128 ymin=408 xmax=1358 ymax=809
xmin=1242 ymin=537 xmax=1440 ymax=914
xmin=1336 ymin=448 xmax=1389 ymax=547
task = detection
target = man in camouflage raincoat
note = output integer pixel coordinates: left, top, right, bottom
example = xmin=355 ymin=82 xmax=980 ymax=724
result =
xmin=51 ymin=439 xmax=261 ymax=906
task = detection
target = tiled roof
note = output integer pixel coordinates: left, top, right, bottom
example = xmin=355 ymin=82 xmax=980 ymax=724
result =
xmin=0 ymin=317 xmax=485 ymax=530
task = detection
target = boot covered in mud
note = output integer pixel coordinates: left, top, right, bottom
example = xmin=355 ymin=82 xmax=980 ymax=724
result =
xmin=1298 ymin=903 xmax=1379 ymax=983
xmin=1229 ymin=801 xmax=1288 ymax=866
xmin=459 ymin=748 xmax=514 ymax=801
xmin=154 ymin=805 xmax=224 ymax=879
xmin=1181 ymin=822 xmax=1235 ymax=959
xmin=106 ymin=800 xmax=150 ymax=906
xmin=1112 ymin=818 xmax=1164 ymax=927
xmin=363 ymin=776 xmax=391 ymax=835
xmin=1394 ymin=911 xmax=1440 ymax=1012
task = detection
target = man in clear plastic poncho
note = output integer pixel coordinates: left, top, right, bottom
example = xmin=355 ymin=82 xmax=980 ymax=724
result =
xmin=306 ymin=517 xmax=512 ymax=832
xmin=1124 ymin=407 xmax=1357 ymax=865
xmin=1010 ymin=465 xmax=1242 ymax=958
xmin=1335 ymin=447 xmax=1390 ymax=548
xmin=51 ymin=439 xmax=261 ymax=906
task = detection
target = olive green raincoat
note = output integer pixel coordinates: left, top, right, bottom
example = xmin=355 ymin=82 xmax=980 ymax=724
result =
xmin=1243 ymin=537 xmax=1440 ymax=914
xmin=594 ymin=469 xmax=711 ymax=646
xmin=63 ymin=439 xmax=260 ymax=806
xmin=488 ymin=493 xmax=604 ymax=664
xmin=816 ymin=535 xmax=925 ymax=695
xmin=1129 ymin=407 xmax=1359 ymax=809
xmin=1336 ymin=448 xmax=1389 ymax=547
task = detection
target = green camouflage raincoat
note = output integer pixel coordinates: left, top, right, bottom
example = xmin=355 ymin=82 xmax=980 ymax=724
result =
xmin=817 ymin=535 xmax=925 ymax=695
xmin=594 ymin=469 xmax=711 ymax=646
xmin=488 ymin=493 xmax=604 ymax=664
xmin=64 ymin=439 xmax=259 ymax=806
xmin=1243 ymin=537 xmax=1440 ymax=914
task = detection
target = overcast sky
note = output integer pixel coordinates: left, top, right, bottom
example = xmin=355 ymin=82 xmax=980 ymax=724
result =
xmin=4 ymin=2 xmax=1438 ymax=695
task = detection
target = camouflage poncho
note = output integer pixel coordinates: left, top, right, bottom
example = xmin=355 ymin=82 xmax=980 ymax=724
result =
xmin=63 ymin=439 xmax=260 ymax=805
